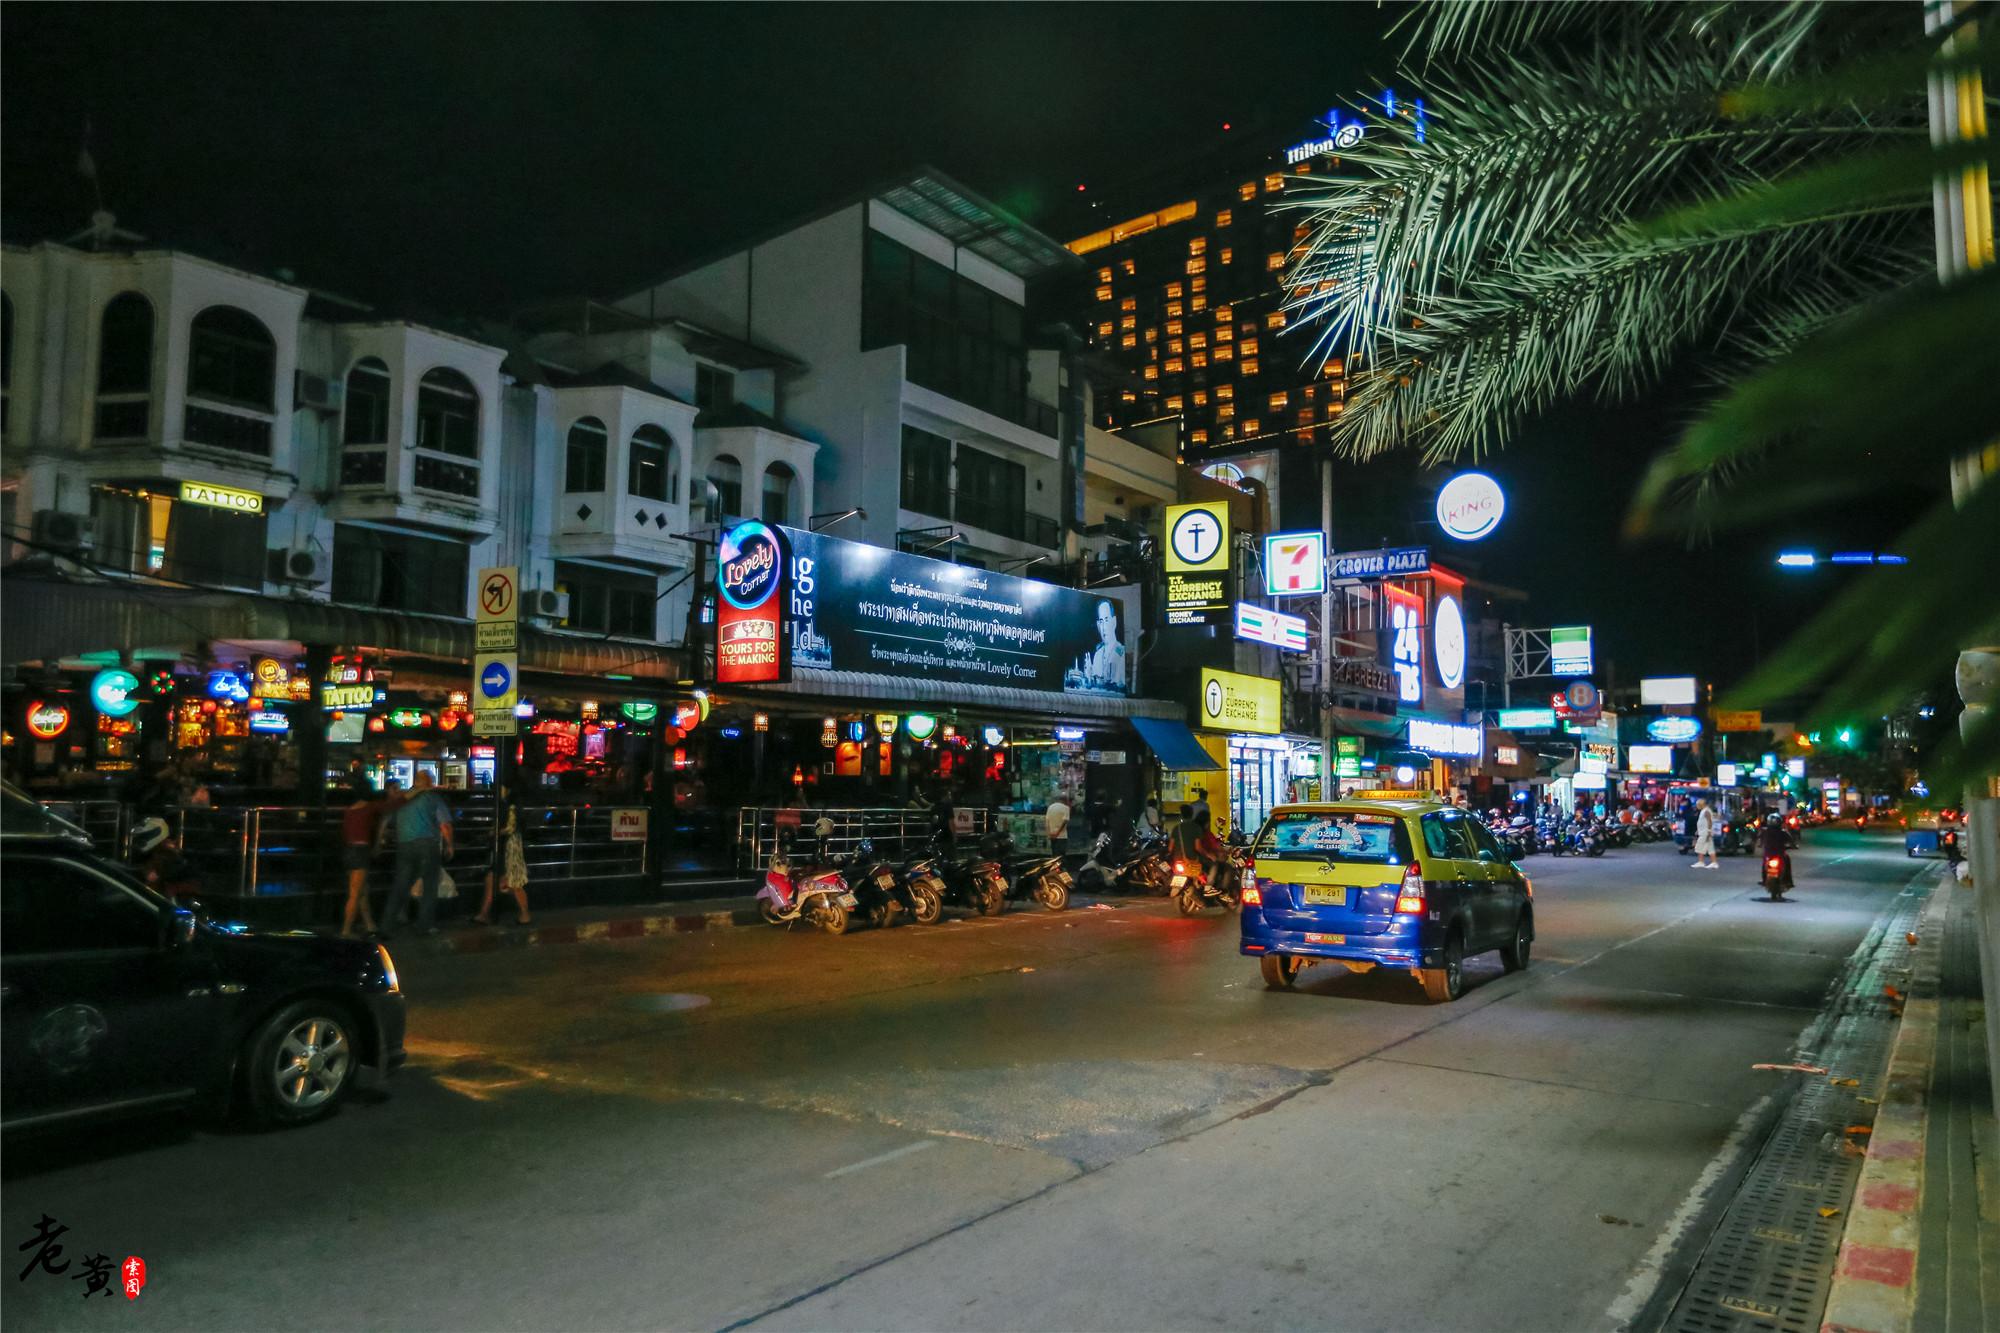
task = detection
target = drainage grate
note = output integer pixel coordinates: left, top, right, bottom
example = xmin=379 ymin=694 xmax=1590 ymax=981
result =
xmin=1661 ymin=884 xmax=1928 ymax=1333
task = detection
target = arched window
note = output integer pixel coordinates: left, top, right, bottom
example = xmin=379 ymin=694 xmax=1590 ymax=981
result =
xmin=94 ymin=292 xmax=155 ymax=440
xmin=629 ymin=424 xmax=673 ymax=503
xmin=339 ymin=357 xmax=392 ymax=486
xmin=761 ymin=461 xmax=796 ymax=526
xmin=413 ymin=367 xmax=479 ymax=498
xmin=707 ymin=453 xmax=742 ymax=522
xmin=565 ymin=417 xmax=607 ymax=493
xmin=185 ymin=306 xmax=275 ymax=456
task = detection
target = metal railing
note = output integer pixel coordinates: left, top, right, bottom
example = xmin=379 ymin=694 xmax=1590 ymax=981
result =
xmin=734 ymin=806 xmax=991 ymax=872
xmin=151 ymin=801 xmax=648 ymax=899
xmin=38 ymin=799 xmax=128 ymax=859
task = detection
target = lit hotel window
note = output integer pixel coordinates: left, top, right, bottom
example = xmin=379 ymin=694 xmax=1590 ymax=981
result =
xmin=1191 ymin=276 xmax=1207 ymax=293
xmin=1265 ymin=173 xmax=1284 ymax=192
xmin=1213 ymin=344 xmax=1234 ymax=362
xmin=1238 ymin=182 xmax=1257 ymax=200
xmin=1186 ymin=257 xmax=1207 ymax=275
xmin=1218 ymin=402 xmax=1235 ymax=420
xmin=1214 ymin=305 xmax=1231 ymax=322
xmin=1144 ymin=327 xmax=1158 ymax=343
xmin=1266 ymin=252 xmax=1286 ymax=271
xmin=1096 ymin=321 xmax=1113 ymax=337
xmin=1120 ymin=390 xmax=1137 ymax=402
xmin=1216 ymin=325 xmax=1234 ymax=343
xmin=1167 ymin=301 xmax=1184 ymax=318
xmin=1120 ymin=296 xmax=1137 ymax=312
xmin=1216 ymin=383 xmax=1233 ymax=400
xmin=1269 ymin=391 xmax=1289 ymax=411
xmin=1326 ymin=358 xmax=1344 ymax=376
xmin=1098 ymin=266 xmax=1113 ymax=283
xmin=1189 ymin=331 xmax=1208 ymax=349
xmin=1223 ymin=424 xmax=1237 ymax=440
xmin=1192 ymin=389 xmax=1208 ymax=406
xmin=1242 ymin=359 xmax=1260 ymax=376
xmin=1121 ymin=314 xmax=1137 ymax=331
xmin=1165 ymin=357 xmax=1184 ymax=374
xmin=1166 ymin=395 xmax=1183 ymax=410
xmin=1294 ymin=222 xmax=1312 ymax=240
xmin=1192 ymin=352 xmax=1208 ymax=369
xmin=1144 ymin=364 xmax=1160 ymax=380
xmin=1191 ymin=295 xmax=1207 ymax=312
xmin=1192 ymin=428 xmax=1209 ymax=445
xmin=1168 ymin=339 xmax=1184 ymax=355
xmin=1220 ymin=248 xmax=1234 ymax=265
xmin=1216 ymin=209 xmax=1233 ymax=227
xmin=1166 ymin=319 xmax=1184 ymax=336
xmin=1266 ymin=310 xmax=1287 ymax=329
xmin=1121 ymin=258 xmax=1136 ymax=275
xmin=1166 ymin=282 xmax=1183 ymax=299
xmin=1241 ymin=338 xmax=1260 ymax=357
xmin=1243 ymin=417 xmax=1260 ymax=434
xmin=1095 ymin=285 xmax=1113 ymax=301
xmin=1297 ymin=406 xmax=1315 ymax=423
xmin=1189 ymin=237 xmax=1207 ymax=256
xmin=1121 ymin=333 xmax=1137 ymax=349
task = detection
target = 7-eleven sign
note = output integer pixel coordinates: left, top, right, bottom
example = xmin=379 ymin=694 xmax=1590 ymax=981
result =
xmin=1263 ymin=531 xmax=1326 ymax=597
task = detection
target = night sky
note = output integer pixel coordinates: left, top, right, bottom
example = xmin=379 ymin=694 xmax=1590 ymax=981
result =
xmin=0 ymin=4 xmax=1940 ymax=695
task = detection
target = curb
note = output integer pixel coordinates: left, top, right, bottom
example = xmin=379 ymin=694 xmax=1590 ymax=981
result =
xmin=1820 ymin=877 xmax=1949 ymax=1333
xmin=433 ymin=907 xmax=760 ymax=953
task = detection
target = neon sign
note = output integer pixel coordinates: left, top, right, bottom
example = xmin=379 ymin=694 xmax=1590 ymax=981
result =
xmin=26 ymin=701 xmax=70 ymax=739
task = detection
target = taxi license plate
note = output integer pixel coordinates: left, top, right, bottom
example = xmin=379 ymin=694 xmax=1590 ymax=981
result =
xmin=1302 ymin=885 xmax=1347 ymax=906
xmin=1306 ymin=933 xmax=1346 ymax=945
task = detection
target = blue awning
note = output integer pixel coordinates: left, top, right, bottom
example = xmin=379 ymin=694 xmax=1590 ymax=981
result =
xmin=1132 ymin=717 xmax=1224 ymax=771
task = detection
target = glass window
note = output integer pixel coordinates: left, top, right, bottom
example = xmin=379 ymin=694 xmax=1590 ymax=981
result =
xmin=2 ymin=857 xmax=162 ymax=955
xmin=1217 ymin=403 xmax=1235 ymax=420
xmin=1264 ymin=173 xmax=1285 ymax=192
xmin=1216 ymin=384 xmax=1233 ymax=400
xmin=1096 ymin=321 xmax=1113 ymax=337
xmin=1097 ymin=266 xmax=1113 ymax=283
xmin=1120 ymin=315 xmax=1137 ymax=331
xmin=1165 ymin=282 xmax=1183 ymax=299
xmin=1269 ymin=391 xmax=1289 ymax=411
xmin=1243 ymin=418 xmax=1260 ymax=434
xmin=706 ymin=453 xmax=743 ymax=521
xmin=1192 ymin=389 xmax=1209 ymax=406
xmin=1166 ymin=301 xmax=1184 ymax=319
xmin=187 ymin=306 xmax=274 ymax=411
xmin=1189 ymin=332 xmax=1208 ymax=350
xmin=1119 ymin=296 xmax=1137 ymax=312
xmin=1255 ymin=812 xmax=1411 ymax=862
xmin=565 ymin=417 xmax=608 ymax=493
xmin=695 ymin=364 xmax=734 ymax=412
xmin=554 ymin=561 xmax=654 ymax=638
xmin=1095 ymin=285 xmax=1113 ymax=302
xmin=342 ymin=358 xmax=391 ymax=446
xmin=332 ymin=522 xmax=467 ymax=616
xmin=1120 ymin=333 xmax=1137 ymax=349
xmin=1216 ymin=209 xmax=1233 ymax=227
xmin=1220 ymin=248 xmax=1234 ymax=265
xmin=1242 ymin=359 xmax=1260 ymax=377
xmin=416 ymin=368 xmax=479 ymax=460
xmin=1191 ymin=429 xmax=1208 ymax=445
xmin=1420 ymin=815 xmax=1453 ymax=859
xmin=1168 ymin=340 xmax=1184 ymax=356
xmin=1143 ymin=365 xmax=1159 ymax=381
xmin=1267 ymin=252 xmax=1286 ymax=271
xmin=1191 ymin=352 xmax=1208 ymax=369
xmin=1186 ymin=257 xmax=1207 ymax=275
xmin=1165 ymin=395 xmax=1184 ymax=410
xmin=94 ymin=292 xmax=155 ymax=439
xmin=1165 ymin=320 xmax=1184 ymax=337
xmin=1267 ymin=310 xmax=1287 ymax=329
xmin=1120 ymin=258 xmax=1136 ymax=275
xmin=1241 ymin=338 xmax=1260 ymax=358
xmin=629 ymin=424 xmax=672 ymax=502
xmin=1238 ymin=182 xmax=1257 ymax=200
xmin=1164 ymin=358 xmax=1184 ymax=374
xmin=1216 ymin=326 xmax=1234 ymax=343
xmin=954 ymin=445 xmax=1027 ymax=540
xmin=900 ymin=425 xmax=951 ymax=518
xmin=1189 ymin=237 xmax=1207 ymax=257
xmin=760 ymin=461 xmax=795 ymax=526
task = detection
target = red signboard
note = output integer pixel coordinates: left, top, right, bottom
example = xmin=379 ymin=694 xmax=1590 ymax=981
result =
xmin=715 ymin=521 xmax=790 ymax=684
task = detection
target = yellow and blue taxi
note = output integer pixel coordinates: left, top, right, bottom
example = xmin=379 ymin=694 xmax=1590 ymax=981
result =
xmin=1239 ymin=798 xmax=1533 ymax=1002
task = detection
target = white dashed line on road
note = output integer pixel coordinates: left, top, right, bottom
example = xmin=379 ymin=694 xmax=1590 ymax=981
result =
xmin=823 ymin=1140 xmax=938 ymax=1179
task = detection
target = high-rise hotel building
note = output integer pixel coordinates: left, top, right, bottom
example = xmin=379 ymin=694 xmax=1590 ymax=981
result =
xmin=1064 ymin=98 xmax=1420 ymax=472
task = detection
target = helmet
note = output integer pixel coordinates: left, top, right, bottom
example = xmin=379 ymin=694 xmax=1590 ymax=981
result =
xmin=131 ymin=817 xmax=172 ymax=856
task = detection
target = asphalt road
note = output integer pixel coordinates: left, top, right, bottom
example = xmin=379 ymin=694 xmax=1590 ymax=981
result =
xmin=3 ymin=829 xmax=1925 ymax=1332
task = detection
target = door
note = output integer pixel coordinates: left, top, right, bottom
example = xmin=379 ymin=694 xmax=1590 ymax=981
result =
xmin=1421 ymin=812 xmax=1488 ymax=946
xmin=1 ymin=856 xmax=211 ymax=1128
xmin=1463 ymin=817 xmax=1523 ymax=943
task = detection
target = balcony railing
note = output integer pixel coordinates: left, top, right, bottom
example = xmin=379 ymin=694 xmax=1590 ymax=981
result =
xmin=901 ymin=487 xmax=1062 ymax=549
xmin=184 ymin=402 xmax=273 ymax=457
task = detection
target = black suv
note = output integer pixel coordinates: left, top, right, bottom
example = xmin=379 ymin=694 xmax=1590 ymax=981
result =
xmin=2 ymin=830 xmax=405 ymax=1133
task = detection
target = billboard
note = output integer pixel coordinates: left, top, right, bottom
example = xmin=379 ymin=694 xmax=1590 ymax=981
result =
xmin=1627 ymin=744 xmax=1674 ymax=773
xmin=783 ymin=527 xmax=1128 ymax=697
xmin=1640 ymin=676 xmax=1698 ymax=706
xmin=1199 ymin=668 xmax=1281 ymax=735
xmin=1383 ymin=584 xmax=1425 ymax=705
xmin=1235 ymin=603 xmax=1310 ymax=653
xmin=716 ymin=522 xmax=791 ymax=685
xmin=1165 ymin=502 xmax=1231 ymax=622
xmin=1550 ymin=625 xmax=1593 ymax=676
xmin=1263 ymin=531 xmax=1327 ymax=596
xmin=1496 ymin=707 xmax=1557 ymax=730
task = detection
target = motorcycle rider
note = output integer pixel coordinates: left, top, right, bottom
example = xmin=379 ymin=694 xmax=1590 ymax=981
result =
xmin=1758 ymin=813 xmax=1794 ymax=891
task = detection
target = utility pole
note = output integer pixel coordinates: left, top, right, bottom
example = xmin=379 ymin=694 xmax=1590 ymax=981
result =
xmin=1319 ymin=451 xmax=1335 ymax=796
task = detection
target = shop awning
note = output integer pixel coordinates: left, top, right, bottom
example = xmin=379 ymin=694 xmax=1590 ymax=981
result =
xmin=1132 ymin=718 xmax=1225 ymax=771
xmin=1326 ymin=707 xmax=1408 ymax=740
xmin=744 ymin=667 xmax=1185 ymax=723
xmin=1 ymin=573 xmax=683 ymax=681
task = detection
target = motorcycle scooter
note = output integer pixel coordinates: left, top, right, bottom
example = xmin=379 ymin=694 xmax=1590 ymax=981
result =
xmin=757 ymin=839 xmax=861 ymax=934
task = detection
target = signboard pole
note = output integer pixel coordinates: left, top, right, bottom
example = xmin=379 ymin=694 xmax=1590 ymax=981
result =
xmin=1320 ymin=453 xmax=1335 ymax=786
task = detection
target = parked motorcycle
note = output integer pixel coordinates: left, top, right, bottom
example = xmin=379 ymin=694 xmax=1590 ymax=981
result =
xmin=1078 ymin=829 xmax=1172 ymax=896
xmin=894 ymin=844 xmax=948 ymax=925
xmin=846 ymin=839 xmax=917 ymax=928
xmin=935 ymin=834 xmax=1009 ymax=916
xmin=756 ymin=841 xmax=861 ymax=934
xmin=987 ymin=829 xmax=1072 ymax=911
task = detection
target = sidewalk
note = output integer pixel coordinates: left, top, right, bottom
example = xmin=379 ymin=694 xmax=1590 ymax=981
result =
xmin=1821 ymin=868 xmax=1996 ymax=1333
xmin=419 ymin=886 xmax=1141 ymax=954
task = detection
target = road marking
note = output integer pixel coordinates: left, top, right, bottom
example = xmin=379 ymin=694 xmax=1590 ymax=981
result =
xmin=823 ymin=1140 xmax=938 ymax=1179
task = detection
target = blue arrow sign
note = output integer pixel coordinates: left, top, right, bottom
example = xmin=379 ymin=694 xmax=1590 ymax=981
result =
xmin=480 ymin=660 xmax=512 ymax=699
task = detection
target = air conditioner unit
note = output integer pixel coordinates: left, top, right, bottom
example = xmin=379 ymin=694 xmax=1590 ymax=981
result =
xmin=523 ymin=589 xmax=570 ymax=622
xmin=293 ymin=370 xmax=343 ymax=413
xmin=266 ymin=548 xmax=324 ymax=585
xmin=32 ymin=509 xmax=95 ymax=555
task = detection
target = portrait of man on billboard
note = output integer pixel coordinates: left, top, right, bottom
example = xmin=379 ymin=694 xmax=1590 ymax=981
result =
xmin=1080 ymin=599 xmax=1127 ymax=692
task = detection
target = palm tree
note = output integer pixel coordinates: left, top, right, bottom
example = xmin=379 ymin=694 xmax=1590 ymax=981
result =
xmin=1285 ymin=0 xmax=1999 ymax=785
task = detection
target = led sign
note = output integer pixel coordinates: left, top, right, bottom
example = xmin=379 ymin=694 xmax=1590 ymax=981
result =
xmin=1646 ymin=716 xmax=1703 ymax=744
xmin=1165 ymin=502 xmax=1230 ymax=621
xmin=716 ymin=520 xmax=789 ymax=685
xmin=1496 ymin=707 xmax=1557 ymax=730
xmin=1235 ymin=602 xmax=1310 ymax=653
xmin=1199 ymin=668 xmax=1281 ymax=736
xmin=90 ymin=669 xmax=140 ymax=718
xmin=1717 ymin=762 xmax=1738 ymax=786
xmin=1385 ymin=584 xmax=1424 ymax=704
xmin=207 ymin=671 xmax=250 ymax=703
xmin=26 ymin=701 xmax=70 ymax=739
xmin=1640 ymin=676 xmax=1698 ymax=707
xmin=248 ymin=709 xmax=290 ymax=734
xmin=1408 ymin=718 xmax=1482 ymax=757
xmin=905 ymin=713 xmax=939 ymax=742
xmin=1055 ymin=726 xmax=1086 ymax=744
xmin=1330 ymin=546 xmax=1429 ymax=580
xmin=622 ymin=701 xmax=659 ymax=724
xmin=321 ymin=683 xmax=379 ymax=711
xmin=1434 ymin=595 xmax=1465 ymax=689
xmin=1262 ymin=532 xmax=1325 ymax=596
xmin=981 ymin=726 xmax=1007 ymax=747
xmin=1787 ymin=758 xmax=1807 ymax=779
xmin=1627 ymin=745 xmax=1674 ymax=774
xmin=1549 ymin=626 xmax=1593 ymax=677
xmin=1435 ymin=472 xmax=1505 ymax=542
xmin=1579 ymin=754 xmax=1608 ymax=775
xmin=875 ymin=714 xmax=899 ymax=741
xmin=178 ymin=481 xmax=265 ymax=514
xmin=1496 ymin=745 xmax=1520 ymax=766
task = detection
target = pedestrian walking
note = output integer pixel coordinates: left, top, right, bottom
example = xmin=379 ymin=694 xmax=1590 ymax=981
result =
xmin=1045 ymin=794 xmax=1072 ymax=857
xmin=339 ymin=779 xmax=384 ymax=938
xmin=472 ymin=779 xmax=532 ymax=927
xmin=1692 ymin=798 xmax=1719 ymax=869
xmin=1139 ymin=796 xmax=1163 ymax=838
xmin=382 ymin=772 xmax=453 ymax=935
xmin=1190 ymin=786 xmax=1212 ymax=836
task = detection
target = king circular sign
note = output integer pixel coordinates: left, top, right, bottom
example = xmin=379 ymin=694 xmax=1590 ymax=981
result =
xmin=1435 ymin=472 xmax=1506 ymax=542
xmin=1433 ymin=595 xmax=1466 ymax=690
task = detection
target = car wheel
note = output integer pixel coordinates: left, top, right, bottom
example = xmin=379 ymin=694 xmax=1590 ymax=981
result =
xmin=1500 ymin=913 xmax=1532 ymax=972
xmin=1260 ymin=954 xmax=1303 ymax=990
xmin=1419 ymin=933 xmax=1466 ymax=1003
xmin=245 ymin=999 xmax=360 ymax=1127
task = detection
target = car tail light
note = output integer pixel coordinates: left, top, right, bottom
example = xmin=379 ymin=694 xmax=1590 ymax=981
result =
xmin=1395 ymin=864 xmax=1425 ymax=915
xmin=1243 ymin=856 xmax=1256 ymax=881
xmin=1240 ymin=885 xmax=1262 ymax=905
